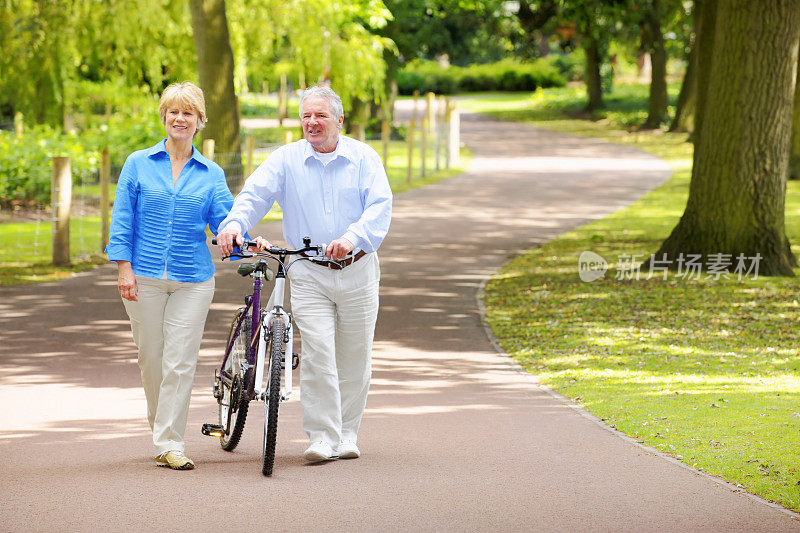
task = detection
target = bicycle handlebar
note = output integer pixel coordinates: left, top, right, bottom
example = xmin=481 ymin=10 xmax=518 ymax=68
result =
xmin=211 ymin=237 xmax=328 ymax=260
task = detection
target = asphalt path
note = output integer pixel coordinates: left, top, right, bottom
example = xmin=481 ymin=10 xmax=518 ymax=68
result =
xmin=2 ymin=106 xmax=798 ymax=531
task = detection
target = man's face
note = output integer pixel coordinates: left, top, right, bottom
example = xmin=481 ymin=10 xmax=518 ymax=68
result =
xmin=301 ymin=97 xmax=343 ymax=153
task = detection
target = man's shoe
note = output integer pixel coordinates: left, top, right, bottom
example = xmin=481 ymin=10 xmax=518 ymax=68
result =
xmin=156 ymin=450 xmax=195 ymax=470
xmin=303 ymin=442 xmax=337 ymax=462
xmin=337 ymin=441 xmax=360 ymax=459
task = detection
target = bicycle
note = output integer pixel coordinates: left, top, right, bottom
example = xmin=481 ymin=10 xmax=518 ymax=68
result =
xmin=202 ymin=236 xmax=343 ymax=476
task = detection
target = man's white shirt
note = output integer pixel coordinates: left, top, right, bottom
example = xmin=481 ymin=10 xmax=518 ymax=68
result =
xmin=220 ymin=135 xmax=392 ymax=253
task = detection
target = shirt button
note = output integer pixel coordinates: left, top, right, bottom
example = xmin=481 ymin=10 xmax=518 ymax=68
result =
xmin=326 ymin=209 xmax=331 ymax=214
xmin=171 ymin=195 xmax=175 ymax=198
xmin=167 ymin=234 xmax=170 ymax=237
xmin=168 ymin=221 xmax=172 ymax=225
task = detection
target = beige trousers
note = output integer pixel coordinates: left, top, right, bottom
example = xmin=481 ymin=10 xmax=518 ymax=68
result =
xmin=122 ymin=276 xmax=215 ymax=456
xmin=290 ymin=253 xmax=380 ymax=449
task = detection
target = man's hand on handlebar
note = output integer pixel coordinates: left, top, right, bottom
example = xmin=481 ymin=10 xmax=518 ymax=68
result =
xmin=254 ymin=236 xmax=274 ymax=252
xmin=326 ymin=237 xmax=354 ymax=261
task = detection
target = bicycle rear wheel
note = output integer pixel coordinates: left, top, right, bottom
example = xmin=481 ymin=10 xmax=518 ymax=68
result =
xmin=262 ymin=317 xmax=284 ymax=476
xmin=219 ymin=308 xmax=252 ymax=451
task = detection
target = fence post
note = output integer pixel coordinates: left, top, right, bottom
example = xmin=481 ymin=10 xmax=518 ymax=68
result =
xmin=448 ymin=103 xmax=460 ymax=168
xmin=425 ymin=92 xmax=435 ymax=133
xmin=100 ymin=149 xmax=110 ymax=250
xmin=51 ymin=156 xmax=72 ymax=266
xmin=278 ymin=73 xmax=288 ymax=126
xmin=283 ymin=130 xmax=293 ymax=144
xmin=245 ymin=136 xmax=255 ymax=177
xmin=420 ymin=115 xmax=428 ymax=179
xmin=202 ymin=139 xmax=215 ymax=160
xmin=299 ymin=72 xmax=306 ymax=90
xmin=407 ymin=92 xmax=419 ymax=183
xmin=14 ymin=112 xmax=23 ymax=137
xmin=381 ymin=120 xmax=390 ymax=172
xmin=435 ymin=95 xmax=445 ymax=171
xmin=262 ymin=81 xmax=269 ymax=95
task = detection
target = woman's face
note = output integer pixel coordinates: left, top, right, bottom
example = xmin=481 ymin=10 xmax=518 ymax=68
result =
xmin=164 ymin=106 xmax=199 ymax=143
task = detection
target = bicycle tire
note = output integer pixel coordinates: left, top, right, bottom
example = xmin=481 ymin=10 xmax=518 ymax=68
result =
xmin=220 ymin=309 xmax=252 ymax=451
xmin=262 ymin=317 xmax=284 ymax=476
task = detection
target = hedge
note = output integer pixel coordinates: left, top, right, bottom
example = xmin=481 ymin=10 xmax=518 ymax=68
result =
xmin=396 ymin=57 xmax=571 ymax=95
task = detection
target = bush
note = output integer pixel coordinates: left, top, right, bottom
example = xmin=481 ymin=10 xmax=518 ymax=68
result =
xmin=1 ymin=106 xmax=166 ymax=207
xmin=0 ymin=127 xmax=100 ymax=206
xmin=397 ymin=58 xmax=567 ymax=95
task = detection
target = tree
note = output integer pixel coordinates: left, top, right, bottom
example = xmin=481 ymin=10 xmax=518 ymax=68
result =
xmin=651 ymin=0 xmax=799 ymax=277
xmin=639 ymin=0 xmax=669 ymax=129
xmin=790 ymin=54 xmax=800 ymax=180
xmin=669 ymin=0 xmax=700 ymax=133
xmin=189 ymin=0 xmax=241 ymax=179
xmin=0 ymin=0 xmax=195 ymax=126
xmin=559 ymin=0 xmax=618 ymax=112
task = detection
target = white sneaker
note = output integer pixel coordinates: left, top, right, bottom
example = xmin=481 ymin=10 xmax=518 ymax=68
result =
xmin=337 ymin=441 xmax=360 ymax=459
xmin=303 ymin=441 xmax=337 ymax=462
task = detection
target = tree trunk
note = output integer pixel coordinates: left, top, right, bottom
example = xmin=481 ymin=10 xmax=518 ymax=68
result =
xmin=692 ymin=0 xmax=718 ymax=146
xmin=584 ymin=33 xmax=604 ymax=112
xmin=651 ymin=0 xmax=800 ymax=277
xmin=189 ymin=0 xmax=242 ymax=183
xmin=790 ymin=54 xmax=800 ymax=180
xmin=641 ymin=0 xmax=668 ymax=129
xmin=669 ymin=0 xmax=701 ymax=133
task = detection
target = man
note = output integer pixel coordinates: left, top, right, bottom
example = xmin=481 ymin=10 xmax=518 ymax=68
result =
xmin=216 ymin=85 xmax=392 ymax=462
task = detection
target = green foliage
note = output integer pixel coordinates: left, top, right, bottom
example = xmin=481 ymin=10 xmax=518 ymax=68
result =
xmin=381 ymin=0 xmax=518 ymax=66
xmin=397 ymin=57 xmax=567 ymax=95
xmin=0 ymin=127 xmax=99 ymax=206
xmin=1 ymin=104 xmax=165 ymax=206
xmin=228 ymin=0 xmax=395 ymax=114
xmin=0 ymin=0 xmax=195 ymax=126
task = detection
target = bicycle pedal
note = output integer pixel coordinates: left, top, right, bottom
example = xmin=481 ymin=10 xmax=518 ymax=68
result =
xmin=201 ymin=423 xmax=225 ymax=438
xmin=292 ymin=352 xmax=300 ymax=370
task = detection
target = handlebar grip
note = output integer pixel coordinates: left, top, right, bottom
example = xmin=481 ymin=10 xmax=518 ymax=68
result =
xmin=212 ymin=237 xmax=257 ymax=248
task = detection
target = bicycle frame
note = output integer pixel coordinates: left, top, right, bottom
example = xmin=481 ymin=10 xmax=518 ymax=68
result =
xmin=217 ymin=253 xmax=295 ymax=404
xmin=254 ymin=255 xmax=293 ymax=402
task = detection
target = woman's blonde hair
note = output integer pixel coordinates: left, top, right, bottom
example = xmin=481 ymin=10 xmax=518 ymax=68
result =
xmin=158 ymin=82 xmax=207 ymax=133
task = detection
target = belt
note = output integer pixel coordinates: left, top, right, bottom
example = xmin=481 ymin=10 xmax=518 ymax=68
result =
xmin=303 ymin=250 xmax=366 ymax=270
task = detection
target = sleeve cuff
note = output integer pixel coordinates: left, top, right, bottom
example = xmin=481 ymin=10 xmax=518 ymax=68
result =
xmin=105 ymin=244 xmax=132 ymax=262
xmin=342 ymin=231 xmax=361 ymax=251
xmin=219 ymin=220 xmax=243 ymax=235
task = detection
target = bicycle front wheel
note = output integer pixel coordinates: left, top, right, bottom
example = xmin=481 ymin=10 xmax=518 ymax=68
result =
xmin=219 ymin=308 xmax=252 ymax=451
xmin=262 ymin=317 xmax=285 ymax=476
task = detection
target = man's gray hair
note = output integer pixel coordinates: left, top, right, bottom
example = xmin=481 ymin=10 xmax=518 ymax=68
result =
xmin=299 ymin=85 xmax=344 ymax=119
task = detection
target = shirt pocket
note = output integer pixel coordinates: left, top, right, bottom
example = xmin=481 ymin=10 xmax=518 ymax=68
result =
xmin=338 ymin=186 xmax=363 ymax=219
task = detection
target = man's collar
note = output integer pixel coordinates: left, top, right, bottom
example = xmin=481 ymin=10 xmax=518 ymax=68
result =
xmin=302 ymin=135 xmax=356 ymax=163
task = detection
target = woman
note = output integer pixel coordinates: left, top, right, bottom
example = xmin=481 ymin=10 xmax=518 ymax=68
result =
xmin=106 ymin=82 xmax=233 ymax=470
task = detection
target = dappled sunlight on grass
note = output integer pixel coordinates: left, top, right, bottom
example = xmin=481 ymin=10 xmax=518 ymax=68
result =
xmin=465 ymin=87 xmax=800 ymax=511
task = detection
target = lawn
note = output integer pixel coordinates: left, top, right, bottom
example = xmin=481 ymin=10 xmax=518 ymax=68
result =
xmin=462 ymin=85 xmax=800 ymax=511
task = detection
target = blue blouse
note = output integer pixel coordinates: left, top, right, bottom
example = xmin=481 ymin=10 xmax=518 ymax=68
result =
xmin=105 ymin=139 xmax=233 ymax=283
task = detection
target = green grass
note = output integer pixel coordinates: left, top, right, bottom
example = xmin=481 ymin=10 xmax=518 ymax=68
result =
xmin=0 ymin=134 xmax=466 ymax=285
xmin=461 ymin=87 xmax=800 ymax=511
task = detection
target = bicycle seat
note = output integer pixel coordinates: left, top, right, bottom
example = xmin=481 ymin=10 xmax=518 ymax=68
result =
xmin=237 ymin=260 xmax=274 ymax=281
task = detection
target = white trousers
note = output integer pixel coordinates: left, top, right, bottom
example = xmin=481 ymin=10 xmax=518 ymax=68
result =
xmin=122 ymin=276 xmax=215 ymax=456
xmin=290 ymin=252 xmax=380 ymax=449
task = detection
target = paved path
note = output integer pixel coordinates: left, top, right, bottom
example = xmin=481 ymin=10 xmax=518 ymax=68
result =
xmin=2 ymin=109 xmax=798 ymax=531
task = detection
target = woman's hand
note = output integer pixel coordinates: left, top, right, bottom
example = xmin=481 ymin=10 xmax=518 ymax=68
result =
xmin=117 ymin=261 xmax=138 ymax=301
